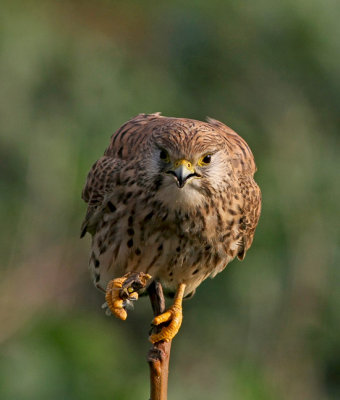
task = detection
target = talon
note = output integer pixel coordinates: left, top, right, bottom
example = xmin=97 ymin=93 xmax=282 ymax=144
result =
xmin=149 ymin=307 xmax=182 ymax=343
xmin=149 ymin=283 xmax=186 ymax=343
xmin=105 ymin=272 xmax=152 ymax=320
xmin=129 ymin=292 xmax=138 ymax=301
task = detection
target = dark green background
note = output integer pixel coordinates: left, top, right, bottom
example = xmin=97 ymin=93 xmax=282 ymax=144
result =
xmin=1 ymin=1 xmax=339 ymax=399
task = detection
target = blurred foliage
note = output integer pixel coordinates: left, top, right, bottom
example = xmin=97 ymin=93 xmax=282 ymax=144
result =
xmin=0 ymin=0 xmax=339 ymax=399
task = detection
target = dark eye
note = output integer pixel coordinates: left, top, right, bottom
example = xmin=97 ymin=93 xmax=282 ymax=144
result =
xmin=160 ymin=149 xmax=169 ymax=161
xmin=202 ymin=154 xmax=212 ymax=164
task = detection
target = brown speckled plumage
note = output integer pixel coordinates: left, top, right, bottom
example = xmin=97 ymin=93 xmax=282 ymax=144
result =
xmin=81 ymin=113 xmax=261 ymax=299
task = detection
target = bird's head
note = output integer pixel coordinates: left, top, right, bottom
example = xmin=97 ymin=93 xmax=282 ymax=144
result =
xmin=142 ymin=120 xmax=232 ymax=208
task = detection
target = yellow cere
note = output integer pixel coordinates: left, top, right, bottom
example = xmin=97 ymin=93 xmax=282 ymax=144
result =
xmin=174 ymin=159 xmax=193 ymax=170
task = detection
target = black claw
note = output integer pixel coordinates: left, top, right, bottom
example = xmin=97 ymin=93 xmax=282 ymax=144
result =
xmin=149 ymin=325 xmax=155 ymax=335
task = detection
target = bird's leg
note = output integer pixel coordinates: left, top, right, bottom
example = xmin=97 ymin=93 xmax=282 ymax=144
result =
xmin=105 ymin=272 xmax=151 ymax=320
xmin=149 ymin=283 xmax=186 ymax=343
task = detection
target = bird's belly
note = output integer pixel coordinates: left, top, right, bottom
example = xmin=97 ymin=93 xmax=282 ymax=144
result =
xmin=125 ymin=233 xmax=231 ymax=297
xmin=91 ymin=208 xmax=236 ymax=297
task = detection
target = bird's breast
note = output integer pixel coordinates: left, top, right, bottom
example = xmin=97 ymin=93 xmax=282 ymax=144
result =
xmin=91 ymin=188 xmax=240 ymax=295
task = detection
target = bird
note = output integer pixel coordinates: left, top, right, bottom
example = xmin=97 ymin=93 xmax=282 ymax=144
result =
xmin=81 ymin=113 xmax=261 ymax=343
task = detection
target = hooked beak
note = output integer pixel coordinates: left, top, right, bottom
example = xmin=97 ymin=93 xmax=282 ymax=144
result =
xmin=167 ymin=159 xmax=199 ymax=188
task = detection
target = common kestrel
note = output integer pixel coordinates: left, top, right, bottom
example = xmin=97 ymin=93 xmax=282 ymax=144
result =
xmin=81 ymin=113 xmax=261 ymax=343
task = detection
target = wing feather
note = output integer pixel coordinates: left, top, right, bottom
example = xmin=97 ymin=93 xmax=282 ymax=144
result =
xmin=237 ymin=178 xmax=262 ymax=260
xmin=81 ymin=156 xmax=123 ymax=237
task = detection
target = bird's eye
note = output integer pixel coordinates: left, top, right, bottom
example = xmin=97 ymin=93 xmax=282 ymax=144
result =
xmin=159 ymin=149 xmax=170 ymax=162
xmin=199 ymin=154 xmax=212 ymax=166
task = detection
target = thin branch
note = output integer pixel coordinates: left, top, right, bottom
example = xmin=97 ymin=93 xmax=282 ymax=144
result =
xmin=148 ymin=281 xmax=172 ymax=400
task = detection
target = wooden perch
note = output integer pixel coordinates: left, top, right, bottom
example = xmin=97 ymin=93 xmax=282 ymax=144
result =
xmin=148 ymin=281 xmax=172 ymax=400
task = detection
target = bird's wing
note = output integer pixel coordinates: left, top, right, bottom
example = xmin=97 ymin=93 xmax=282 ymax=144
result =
xmin=206 ymin=118 xmax=261 ymax=260
xmin=80 ymin=156 xmax=123 ymax=237
xmin=237 ymin=177 xmax=262 ymax=260
xmin=81 ymin=113 xmax=164 ymax=237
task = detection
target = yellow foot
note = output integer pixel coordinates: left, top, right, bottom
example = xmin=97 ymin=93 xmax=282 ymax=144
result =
xmin=105 ymin=272 xmax=151 ymax=320
xmin=149 ymin=283 xmax=186 ymax=343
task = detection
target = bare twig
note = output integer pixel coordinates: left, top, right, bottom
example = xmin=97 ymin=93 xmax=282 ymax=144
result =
xmin=148 ymin=281 xmax=172 ymax=400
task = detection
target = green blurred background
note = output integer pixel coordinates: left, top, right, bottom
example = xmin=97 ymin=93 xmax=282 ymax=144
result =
xmin=0 ymin=1 xmax=339 ymax=399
